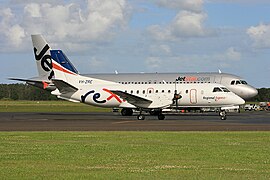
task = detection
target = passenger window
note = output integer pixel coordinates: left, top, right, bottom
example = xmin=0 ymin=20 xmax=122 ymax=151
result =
xmin=155 ymin=90 xmax=158 ymax=93
xmin=162 ymin=90 xmax=164 ymax=93
xmin=213 ymin=87 xmax=222 ymax=92
xmin=143 ymin=90 xmax=145 ymax=94
xmin=137 ymin=90 xmax=139 ymax=94
xmin=186 ymin=90 xmax=188 ymax=94
xmin=131 ymin=90 xmax=133 ymax=94
xmin=231 ymin=80 xmax=235 ymax=85
xmin=168 ymin=90 xmax=171 ymax=93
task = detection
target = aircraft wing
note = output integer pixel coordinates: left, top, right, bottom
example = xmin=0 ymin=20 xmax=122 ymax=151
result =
xmin=110 ymin=90 xmax=152 ymax=107
xmin=52 ymin=79 xmax=78 ymax=94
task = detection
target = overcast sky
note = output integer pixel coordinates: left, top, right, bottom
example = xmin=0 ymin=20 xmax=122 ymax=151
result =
xmin=0 ymin=0 xmax=270 ymax=87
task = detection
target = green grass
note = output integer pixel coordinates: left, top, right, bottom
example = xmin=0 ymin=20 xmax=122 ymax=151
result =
xmin=0 ymin=100 xmax=110 ymax=112
xmin=0 ymin=131 xmax=269 ymax=179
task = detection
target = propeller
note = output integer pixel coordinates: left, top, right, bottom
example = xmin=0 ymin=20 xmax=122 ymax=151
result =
xmin=173 ymin=79 xmax=182 ymax=112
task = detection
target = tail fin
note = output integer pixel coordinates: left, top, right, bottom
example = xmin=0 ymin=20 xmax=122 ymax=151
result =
xmin=50 ymin=49 xmax=117 ymax=89
xmin=50 ymin=50 xmax=78 ymax=75
xmin=31 ymin=34 xmax=54 ymax=81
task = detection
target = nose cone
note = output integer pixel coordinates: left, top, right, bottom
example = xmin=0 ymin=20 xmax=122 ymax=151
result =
xmin=249 ymin=88 xmax=258 ymax=98
xmin=230 ymin=85 xmax=258 ymax=100
xmin=237 ymin=96 xmax=246 ymax=105
xmin=227 ymin=92 xmax=245 ymax=105
xmin=242 ymin=87 xmax=258 ymax=100
xmin=230 ymin=92 xmax=245 ymax=105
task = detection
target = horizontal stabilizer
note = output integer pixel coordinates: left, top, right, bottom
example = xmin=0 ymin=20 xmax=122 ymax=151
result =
xmin=52 ymin=79 xmax=78 ymax=94
xmin=9 ymin=77 xmax=49 ymax=84
xmin=9 ymin=78 xmax=55 ymax=91
xmin=111 ymin=90 xmax=152 ymax=107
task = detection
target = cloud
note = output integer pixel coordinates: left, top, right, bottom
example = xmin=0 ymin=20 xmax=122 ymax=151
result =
xmin=247 ymin=23 xmax=270 ymax=48
xmin=145 ymin=57 xmax=162 ymax=69
xmin=155 ymin=0 xmax=203 ymax=12
xmin=144 ymin=47 xmax=242 ymax=71
xmin=226 ymin=47 xmax=241 ymax=61
xmin=147 ymin=10 xmax=209 ymax=41
xmin=206 ymin=0 xmax=270 ymax=4
xmin=149 ymin=44 xmax=171 ymax=55
xmin=0 ymin=0 xmax=130 ymax=52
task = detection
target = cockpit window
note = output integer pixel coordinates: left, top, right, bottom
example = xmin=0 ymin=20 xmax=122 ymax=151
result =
xmin=221 ymin=87 xmax=230 ymax=92
xmin=240 ymin=80 xmax=248 ymax=85
xmin=231 ymin=80 xmax=248 ymax=85
xmin=213 ymin=87 xmax=222 ymax=92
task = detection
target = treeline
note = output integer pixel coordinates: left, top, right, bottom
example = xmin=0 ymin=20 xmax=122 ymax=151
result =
xmin=0 ymin=84 xmax=58 ymax=101
xmin=0 ymin=83 xmax=269 ymax=102
xmin=250 ymin=88 xmax=270 ymax=102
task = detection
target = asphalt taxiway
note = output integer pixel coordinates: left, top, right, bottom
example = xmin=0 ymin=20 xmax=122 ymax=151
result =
xmin=0 ymin=111 xmax=269 ymax=131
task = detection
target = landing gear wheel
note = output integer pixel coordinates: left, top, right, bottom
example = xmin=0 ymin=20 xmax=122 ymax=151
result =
xmin=220 ymin=115 xmax=227 ymax=120
xmin=158 ymin=114 xmax=165 ymax=120
xmin=121 ymin=108 xmax=133 ymax=116
xmin=219 ymin=111 xmax=227 ymax=120
xmin=137 ymin=115 xmax=145 ymax=120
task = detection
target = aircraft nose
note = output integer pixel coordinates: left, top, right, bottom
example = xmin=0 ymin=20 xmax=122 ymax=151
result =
xmin=241 ymin=86 xmax=258 ymax=99
xmin=249 ymin=88 xmax=258 ymax=98
xmin=232 ymin=93 xmax=245 ymax=105
xmin=239 ymin=97 xmax=245 ymax=105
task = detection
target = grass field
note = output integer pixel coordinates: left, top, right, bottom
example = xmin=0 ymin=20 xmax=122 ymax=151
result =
xmin=0 ymin=100 xmax=110 ymax=112
xmin=0 ymin=131 xmax=269 ymax=179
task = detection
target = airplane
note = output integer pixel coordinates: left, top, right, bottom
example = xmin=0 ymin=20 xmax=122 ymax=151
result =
xmin=10 ymin=35 xmax=257 ymax=101
xmin=11 ymin=35 xmax=246 ymax=120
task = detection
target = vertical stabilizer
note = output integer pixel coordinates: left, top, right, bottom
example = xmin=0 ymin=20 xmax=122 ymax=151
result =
xmin=31 ymin=34 xmax=54 ymax=81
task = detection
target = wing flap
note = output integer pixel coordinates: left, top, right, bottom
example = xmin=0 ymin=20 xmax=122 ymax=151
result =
xmin=52 ymin=79 xmax=78 ymax=94
xmin=111 ymin=90 xmax=152 ymax=107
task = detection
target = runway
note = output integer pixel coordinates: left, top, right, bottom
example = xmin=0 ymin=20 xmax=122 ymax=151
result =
xmin=0 ymin=111 xmax=269 ymax=131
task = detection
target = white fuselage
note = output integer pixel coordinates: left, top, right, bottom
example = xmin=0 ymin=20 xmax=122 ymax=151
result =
xmin=53 ymin=80 xmax=245 ymax=109
xmin=82 ymin=73 xmax=258 ymax=100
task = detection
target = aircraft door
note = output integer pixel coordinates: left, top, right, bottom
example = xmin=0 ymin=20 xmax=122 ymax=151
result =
xmin=190 ymin=89 xmax=197 ymax=104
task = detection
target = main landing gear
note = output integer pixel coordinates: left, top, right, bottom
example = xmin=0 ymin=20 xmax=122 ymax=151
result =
xmin=121 ymin=108 xmax=133 ymax=116
xmin=137 ymin=114 xmax=165 ymax=120
xmin=137 ymin=109 xmax=165 ymax=120
xmin=219 ymin=110 xmax=227 ymax=120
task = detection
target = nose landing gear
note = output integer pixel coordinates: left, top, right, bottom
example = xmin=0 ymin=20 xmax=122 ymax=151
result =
xmin=219 ymin=110 xmax=227 ymax=120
